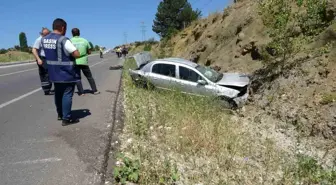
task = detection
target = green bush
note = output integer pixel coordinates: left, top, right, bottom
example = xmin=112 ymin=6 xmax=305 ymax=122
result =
xmin=113 ymin=153 xmax=140 ymax=185
xmin=259 ymin=0 xmax=331 ymax=66
xmin=143 ymin=44 xmax=152 ymax=51
xmin=294 ymin=155 xmax=336 ymax=184
xmin=297 ymin=0 xmax=329 ymax=37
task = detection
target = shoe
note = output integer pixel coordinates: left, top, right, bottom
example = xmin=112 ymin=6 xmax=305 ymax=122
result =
xmin=44 ymin=92 xmax=50 ymax=95
xmin=79 ymin=93 xmax=85 ymax=96
xmin=62 ymin=118 xmax=79 ymax=126
xmin=93 ymin=91 xmax=101 ymax=95
xmin=57 ymin=115 xmax=62 ymax=121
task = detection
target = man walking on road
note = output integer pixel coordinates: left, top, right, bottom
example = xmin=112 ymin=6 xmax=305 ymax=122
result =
xmin=116 ymin=47 xmax=121 ymax=58
xmin=32 ymin=27 xmax=52 ymax=95
xmin=70 ymin=28 xmax=100 ymax=96
xmin=42 ymin=18 xmax=81 ymax=126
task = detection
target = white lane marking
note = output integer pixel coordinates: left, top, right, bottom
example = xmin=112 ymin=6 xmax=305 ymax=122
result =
xmin=90 ymin=59 xmax=105 ymax=67
xmin=0 ymin=62 xmax=35 ymax=69
xmin=0 ymin=68 xmax=37 ymax=77
xmin=0 ymin=54 xmax=104 ymax=77
xmin=0 ymin=88 xmax=42 ymax=109
xmin=0 ymin=59 xmax=106 ymax=109
xmin=0 ymin=54 xmax=100 ymax=69
xmin=23 ymin=138 xmax=56 ymax=143
xmin=11 ymin=157 xmax=62 ymax=165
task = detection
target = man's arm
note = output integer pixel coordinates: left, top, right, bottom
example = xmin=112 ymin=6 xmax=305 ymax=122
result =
xmin=64 ymin=40 xmax=80 ymax=58
xmin=32 ymin=37 xmax=43 ymax=65
xmin=86 ymin=40 xmax=92 ymax=55
xmin=32 ymin=48 xmax=40 ymax=61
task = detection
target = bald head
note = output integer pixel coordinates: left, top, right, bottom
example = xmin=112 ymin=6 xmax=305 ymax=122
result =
xmin=72 ymin=28 xmax=80 ymax=37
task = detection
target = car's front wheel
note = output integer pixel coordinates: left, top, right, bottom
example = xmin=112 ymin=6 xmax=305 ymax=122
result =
xmin=131 ymin=76 xmax=154 ymax=90
xmin=219 ymin=97 xmax=238 ymax=109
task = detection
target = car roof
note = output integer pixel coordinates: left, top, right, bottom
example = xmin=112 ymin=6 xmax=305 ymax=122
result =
xmin=156 ymin=57 xmax=198 ymax=68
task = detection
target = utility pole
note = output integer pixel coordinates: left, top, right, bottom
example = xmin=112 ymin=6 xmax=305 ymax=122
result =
xmin=123 ymin=32 xmax=128 ymax=45
xmin=141 ymin=21 xmax=146 ymax=41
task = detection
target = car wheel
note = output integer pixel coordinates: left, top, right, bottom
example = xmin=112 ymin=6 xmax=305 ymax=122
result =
xmin=144 ymin=80 xmax=155 ymax=90
xmin=132 ymin=77 xmax=145 ymax=88
xmin=132 ymin=76 xmax=154 ymax=90
xmin=219 ymin=97 xmax=238 ymax=109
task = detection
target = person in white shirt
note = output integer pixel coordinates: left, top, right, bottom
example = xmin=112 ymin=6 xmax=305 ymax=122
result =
xmin=32 ymin=27 xmax=52 ymax=95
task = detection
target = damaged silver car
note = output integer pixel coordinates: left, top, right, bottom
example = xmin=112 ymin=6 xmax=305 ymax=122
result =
xmin=128 ymin=52 xmax=251 ymax=108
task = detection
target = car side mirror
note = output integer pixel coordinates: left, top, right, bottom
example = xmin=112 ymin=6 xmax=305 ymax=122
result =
xmin=197 ymin=79 xmax=207 ymax=85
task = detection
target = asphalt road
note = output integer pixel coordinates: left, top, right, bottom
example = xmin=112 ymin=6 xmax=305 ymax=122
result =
xmin=0 ymin=53 xmax=122 ymax=185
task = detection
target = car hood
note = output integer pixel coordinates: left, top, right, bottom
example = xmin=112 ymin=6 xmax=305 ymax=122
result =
xmin=216 ymin=73 xmax=250 ymax=87
xmin=133 ymin=51 xmax=153 ymax=68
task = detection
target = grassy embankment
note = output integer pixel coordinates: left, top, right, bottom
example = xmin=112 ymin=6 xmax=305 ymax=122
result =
xmin=113 ymin=58 xmax=336 ymax=185
xmin=0 ymin=51 xmax=34 ymax=63
xmin=0 ymin=50 xmax=103 ymax=63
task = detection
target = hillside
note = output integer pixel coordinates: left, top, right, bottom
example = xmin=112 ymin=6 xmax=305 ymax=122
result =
xmin=116 ymin=0 xmax=336 ymax=184
xmin=129 ymin=0 xmax=336 ymax=170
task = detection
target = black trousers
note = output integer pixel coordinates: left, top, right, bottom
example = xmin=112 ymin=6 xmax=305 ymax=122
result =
xmin=37 ymin=60 xmax=52 ymax=93
xmin=76 ymin=65 xmax=98 ymax=94
xmin=122 ymin=51 xmax=127 ymax=57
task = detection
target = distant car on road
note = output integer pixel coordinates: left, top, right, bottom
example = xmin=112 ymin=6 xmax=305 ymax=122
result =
xmin=128 ymin=52 xmax=251 ymax=108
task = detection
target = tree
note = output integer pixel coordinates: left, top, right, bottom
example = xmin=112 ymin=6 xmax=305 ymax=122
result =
xmin=152 ymin=0 xmax=201 ymax=38
xmin=14 ymin=45 xmax=21 ymax=50
xmin=19 ymin=32 xmax=28 ymax=51
xmin=89 ymin=42 xmax=94 ymax=50
xmin=0 ymin=49 xmax=7 ymax=54
xmin=178 ymin=2 xmax=202 ymax=28
xmin=94 ymin=45 xmax=100 ymax=51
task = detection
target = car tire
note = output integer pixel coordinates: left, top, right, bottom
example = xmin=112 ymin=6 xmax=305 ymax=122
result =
xmin=144 ymin=81 xmax=155 ymax=90
xmin=132 ymin=76 xmax=154 ymax=90
xmin=219 ymin=97 xmax=238 ymax=110
xmin=132 ymin=77 xmax=145 ymax=88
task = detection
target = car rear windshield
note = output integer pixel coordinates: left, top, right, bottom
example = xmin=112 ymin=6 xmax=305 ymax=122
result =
xmin=195 ymin=65 xmax=221 ymax=83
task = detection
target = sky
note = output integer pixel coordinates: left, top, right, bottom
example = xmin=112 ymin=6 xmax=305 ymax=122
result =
xmin=0 ymin=0 xmax=232 ymax=49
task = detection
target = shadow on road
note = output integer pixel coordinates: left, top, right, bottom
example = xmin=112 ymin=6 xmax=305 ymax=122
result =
xmin=72 ymin=109 xmax=91 ymax=120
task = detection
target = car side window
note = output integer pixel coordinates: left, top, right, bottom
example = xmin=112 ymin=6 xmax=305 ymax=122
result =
xmin=152 ymin=63 xmax=176 ymax=77
xmin=179 ymin=66 xmax=202 ymax=82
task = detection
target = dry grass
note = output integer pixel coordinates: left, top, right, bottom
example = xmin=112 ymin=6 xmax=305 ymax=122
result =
xmin=113 ymin=58 xmax=336 ymax=185
xmin=0 ymin=51 xmax=34 ymax=62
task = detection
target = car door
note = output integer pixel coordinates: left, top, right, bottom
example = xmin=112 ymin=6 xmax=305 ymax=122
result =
xmin=147 ymin=62 xmax=179 ymax=90
xmin=176 ymin=66 xmax=216 ymax=96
